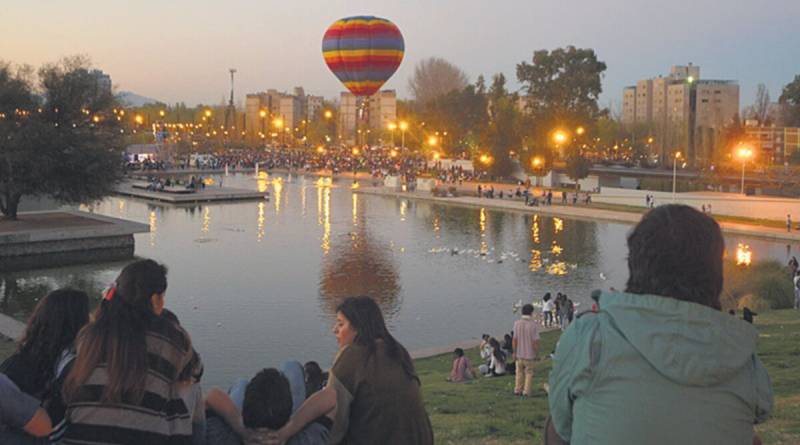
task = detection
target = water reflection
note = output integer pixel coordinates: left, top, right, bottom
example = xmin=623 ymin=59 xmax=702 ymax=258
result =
xmin=149 ymin=210 xmax=158 ymax=247
xmin=256 ymin=202 xmax=265 ymax=242
xmin=273 ymin=177 xmax=283 ymax=213
xmin=319 ymin=212 xmax=401 ymax=318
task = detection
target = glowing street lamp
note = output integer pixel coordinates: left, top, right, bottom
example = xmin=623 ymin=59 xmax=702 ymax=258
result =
xmin=399 ymin=121 xmax=408 ymax=149
xmin=427 ymin=135 xmax=438 ymax=147
xmin=672 ymin=151 xmax=682 ymax=200
xmin=351 ymin=147 xmax=360 ymax=183
xmin=432 ymin=152 xmax=441 ymax=161
xmin=134 ymin=114 xmax=144 ymax=125
xmin=553 ymin=130 xmax=568 ymax=145
xmin=324 ymin=110 xmax=333 ymax=119
xmin=576 ymin=126 xmax=585 ymax=136
xmin=736 ymin=144 xmax=754 ymax=195
xmin=387 ymin=122 xmax=397 ymax=146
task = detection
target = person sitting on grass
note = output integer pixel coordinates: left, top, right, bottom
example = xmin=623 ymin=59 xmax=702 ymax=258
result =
xmin=447 ymin=348 xmax=475 ymax=383
xmin=480 ymin=338 xmax=506 ymax=377
xmin=204 ymin=363 xmax=332 ymax=445
xmin=0 ymin=373 xmax=52 ymax=444
xmin=0 ymin=288 xmax=89 ymax=443
xmin=547 ymin=204 xmax=773 ymax=445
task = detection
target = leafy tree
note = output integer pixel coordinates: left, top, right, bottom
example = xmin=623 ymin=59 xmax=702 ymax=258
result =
xmin=0 ymin=57 xmax=123 ymax=219
xmin=481 ymin=74 xmax=519 ymax=177
xmin=408 ymin=57 xmax=469 ymax=105
xmin=779 ymin=75 xmax=800 ymax=127
xmin=565 ymin=154 xmax=592 ymax=190
xmin=516 ymin=46 xmax=607 ymax=165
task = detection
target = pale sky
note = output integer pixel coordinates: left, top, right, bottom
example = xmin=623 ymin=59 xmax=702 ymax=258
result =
xmin=2 ymin=0 xmax=799 ymax=110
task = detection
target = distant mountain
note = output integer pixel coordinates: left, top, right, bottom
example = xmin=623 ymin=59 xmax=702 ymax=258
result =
xmin=117 ymin=91 xmax=161 ymax=107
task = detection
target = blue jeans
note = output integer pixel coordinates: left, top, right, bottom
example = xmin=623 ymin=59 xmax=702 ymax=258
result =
xmin=229 ymin=360 xmax=306 ymax=412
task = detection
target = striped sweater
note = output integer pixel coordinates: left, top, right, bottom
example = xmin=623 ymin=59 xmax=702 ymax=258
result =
xmin=62 ymin=316 xmax=199 ymax=445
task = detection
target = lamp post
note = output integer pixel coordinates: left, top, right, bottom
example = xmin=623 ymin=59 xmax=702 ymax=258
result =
xmin=672 ymin=151 xmax=682 ymax=201
xmin=387 ymin=122 xmax=397 ymax=147
xmin=399 ymin=121 xmax=408 ymax=150
xmin=553 ymin=129 xmax=568 ymax=159
xmin=736 ymin=144 xmax=754 ymax=195
xmin=351 ymin=146 xmax=360 ymax=183
xmin=531 ymin=156 xmax=543 ymax=186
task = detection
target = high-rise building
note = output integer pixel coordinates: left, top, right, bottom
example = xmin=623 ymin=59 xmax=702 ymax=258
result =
xmin=90 ymin=69 xmax=112 ymax=96
xmin=745 ymin=125 xmax=800 ymax=163
xmin=622 ymin=64 xmax=739 ymax=165
xmin=339 ymin=90 xmax=397 ymax=145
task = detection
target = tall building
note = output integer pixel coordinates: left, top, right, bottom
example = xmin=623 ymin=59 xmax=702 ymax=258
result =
xmin=744 ymin=125 xmax=800 ymax=163
xmin=245 ymin=89 xmax=312 ymax=143
xmin=622 ymin=64 xmax=739 ymax=165
xmin=339 ymin=90 xmax=397 ymax=145
xmin=90 ymin=69 xmax=112 ymax=96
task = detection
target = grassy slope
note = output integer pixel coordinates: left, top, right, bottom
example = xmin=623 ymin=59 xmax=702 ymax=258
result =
xmin=1 ymin=311 xmax=796 ymax=444
xmin=418 ymin=310 xmax=800 ymax=445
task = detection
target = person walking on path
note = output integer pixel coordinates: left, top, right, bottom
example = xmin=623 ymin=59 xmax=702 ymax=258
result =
xmin=794 ymin=271 xmax=800 ymax=309
xmin=512 ymin=304 xmax=540 ymax=397
xmin=788 ymin=214 xmax=792 ymax=232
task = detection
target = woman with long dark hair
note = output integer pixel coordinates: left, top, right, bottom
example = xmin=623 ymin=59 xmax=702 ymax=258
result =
xmin=269 ymin=296 xmax=433 ymax=445
xmin=61 ymin=259 xmax=201 ymax=445
xmin=1 ymin=288 xmax=89 ymax=399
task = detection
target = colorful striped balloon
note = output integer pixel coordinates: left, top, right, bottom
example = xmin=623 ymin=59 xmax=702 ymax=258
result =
xmin=322 ymin=16 xmax=405 ymax=97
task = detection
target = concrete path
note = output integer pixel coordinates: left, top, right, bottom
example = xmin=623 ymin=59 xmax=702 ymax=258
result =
xmin=0 ymin=313 xmax=25 ymax=340
xmin=356 ymin=187 xmax=800 ymax=243
xmin=115 ymin=182 xmax=269 ymax=204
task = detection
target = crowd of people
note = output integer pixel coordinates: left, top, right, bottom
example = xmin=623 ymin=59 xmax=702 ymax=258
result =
xmin=0 ymin=263 xmax=432 ymax=445
xmin=0 ymin=204 xmax=779 ymax=445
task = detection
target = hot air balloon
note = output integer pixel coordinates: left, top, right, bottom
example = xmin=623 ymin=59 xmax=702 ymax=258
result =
xmin=322 ymin=16 xmax=405 ymax=97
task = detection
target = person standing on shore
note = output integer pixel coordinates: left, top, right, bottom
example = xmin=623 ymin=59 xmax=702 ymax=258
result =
xmin=794 ymin=271 xmax=800 ymax=309
xmin=512 ymin=304 xmax=540 ymax=397
xmin=787 ymin=214 xmax=792 ymax=232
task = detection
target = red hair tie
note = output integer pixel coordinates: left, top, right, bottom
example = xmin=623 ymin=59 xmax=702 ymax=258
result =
xmin=103 ymin=284 xmax=117 ymax=301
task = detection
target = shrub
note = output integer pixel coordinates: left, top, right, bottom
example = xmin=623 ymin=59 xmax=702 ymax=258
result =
xmin=722 ymin=260 xmax=794 ymax=310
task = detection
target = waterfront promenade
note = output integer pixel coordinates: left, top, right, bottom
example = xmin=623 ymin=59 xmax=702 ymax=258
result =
xmin=356 ymin=186 xmax=800 ymax=243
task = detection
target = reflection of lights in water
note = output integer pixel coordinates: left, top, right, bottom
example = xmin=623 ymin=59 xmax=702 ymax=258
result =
xmin=258 ymin=171 xmax=269 ymax=179
xmin=315 ymin=177 xmax=332 ymax=188
xmin=149 ymin=210 xmax=157 ymax=247
xmin=203 ymin=177 xmax=215 ymax=186
xmin=480 ymin=207 xmax=488 ymax=254
xmin=433 ymin=215 xmax=440 ymax=236
xmin=352 ymin=193 xmax=358 ymax=226
xmin=400 ymin=200 xmax=407 ymax=221
xmin=351 ymin=182 xmax=360 ymax=189
xmin=201 ymin=207 xmax=210 ymax=233
xmin=531 ymin=215 xmax=540 ymax=244
xmin=554 ymin=217 xmax=564 ymax=234
xmin=300 ymin=184 xmax=307 ymax=216
xmin=529 ymin=249 xmax=542 ymax=271
xmin=551 ymin=242 xmax=563 ymax=256
xmin=736 ymin=243 xmax=752 ymax=266
xmin=257 ymin=202 xmax=265 ymax=242
xmin=257 ymin=177 xmax=269 ymax=193
xmin=547 ymin=261 xmax=568 ymax=275
xmin=273 ymin=179 xmax=283 ymax=213
xmin=321 ymin=187 xmax=331 ymax=254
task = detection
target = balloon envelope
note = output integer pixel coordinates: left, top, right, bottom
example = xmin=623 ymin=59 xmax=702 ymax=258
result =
xmin=322 ymin=16 xmax=404 ymax=97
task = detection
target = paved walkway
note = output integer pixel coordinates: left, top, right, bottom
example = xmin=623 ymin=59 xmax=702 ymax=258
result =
xmin=115 ymin=182 xmax=269 ymax=204
xmin=356 ymin=187 xmax=800 ymax=243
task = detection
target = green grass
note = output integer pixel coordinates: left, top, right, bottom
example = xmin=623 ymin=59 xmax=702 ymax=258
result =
xmin=2 ymin=311 xmax=796 ymax=444
xmin=417 ymin=310 xmax=800 ymax=445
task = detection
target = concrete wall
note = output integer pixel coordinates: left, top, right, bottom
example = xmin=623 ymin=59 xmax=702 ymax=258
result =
xmin=0 ymin=235 xmax=135 ymax=272
xmin=595 ymin=187 xmax=800 ymax=221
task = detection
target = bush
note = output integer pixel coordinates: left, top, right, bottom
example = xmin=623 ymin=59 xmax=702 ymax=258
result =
xmin=722 ymin=260 xmax=794 ymax=310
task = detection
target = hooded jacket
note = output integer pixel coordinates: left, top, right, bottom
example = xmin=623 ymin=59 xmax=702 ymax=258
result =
xmin=548 ymin=291 xmax=773 ymax=445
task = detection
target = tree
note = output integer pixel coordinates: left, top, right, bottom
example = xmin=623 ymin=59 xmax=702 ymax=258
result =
xmin=565 ymin=154 xmax=591 ymax=190
xmin=0 ymin=57 xmax=123 ymax=219
xmin=408 ymin=57 xmax=469 ymax=105
xmin=481 ymin=74 xmax=519 ymax=177
xmin=744 ymin=84 xmax=772 ymax=125
xmin=516 ymin=46 xmax=607 ymax=164
xmin=779 ymin=75 xmax=800 ymax=127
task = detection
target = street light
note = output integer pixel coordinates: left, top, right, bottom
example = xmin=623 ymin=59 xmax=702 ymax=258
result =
xmin=427 ymin=135 xmax=438 ymax=147
xmin=324 ymin=110 xmax=333 ymax=119
xmin=736 ymin=144 xmax=754 ymax=195
xmin=672 ymin=151 xmax=682 ymax=201
xmin=576 ymin=126 xmax=585 ymax=136
xmin=399 ymin=121 xmax=408 ymax=150
xmin=387 ymin=122 xmax=397 ymax=146
xmin=351 ymin=147 xmax=360 ymax=183
xmin=553 ymin=130 xmax=568 ymax=145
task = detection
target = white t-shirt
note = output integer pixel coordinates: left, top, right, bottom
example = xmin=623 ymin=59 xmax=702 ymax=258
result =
xmin=543 ymin=300 xmax=554 ymax=312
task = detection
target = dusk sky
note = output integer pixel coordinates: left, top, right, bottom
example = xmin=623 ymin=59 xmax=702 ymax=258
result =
xmin=3 ymin=0 xmax=799 ymax=111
